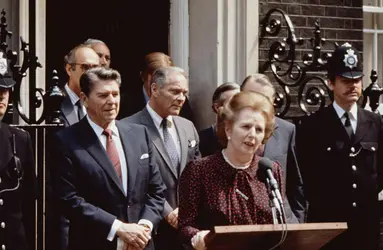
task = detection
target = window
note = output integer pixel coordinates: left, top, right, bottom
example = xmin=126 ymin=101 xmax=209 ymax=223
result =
xmin=363 ymin=0 xmax=383 ymax=86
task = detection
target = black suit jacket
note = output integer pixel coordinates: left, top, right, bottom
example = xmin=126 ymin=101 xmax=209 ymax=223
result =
xmin=198 ymin=125 xmax=222 ymax=157
xmin=297 ymin=105 xmax=383 ymax=249
xmin=198 ymin=118 xmax=306 ymax=223
xmin=53 ymin=118 xmax=166 ymax=250
xmin=60 ymin=89 xmax=80 ymax=127
xmin=0 ymin=122 xmax=36 ymax=250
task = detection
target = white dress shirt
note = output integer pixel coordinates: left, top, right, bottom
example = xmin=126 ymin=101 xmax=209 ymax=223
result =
xmin=146 ymin=102 xmax=181 ymax=158
xmin=333 ymin=101 xmax=358 ymax=133
xmin=64 ymin=84 xmax=87 ymax=117
xmin=86 ymin=116 xmax=153 ymax=248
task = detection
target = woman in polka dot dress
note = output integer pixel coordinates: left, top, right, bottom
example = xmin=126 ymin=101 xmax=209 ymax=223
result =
xmin=178 ymin=91 xmax=284 ymax=250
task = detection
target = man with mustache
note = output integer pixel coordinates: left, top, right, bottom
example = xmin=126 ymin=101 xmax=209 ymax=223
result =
xmin=297 ymin=43 xmax=383 ymax=249
xmin=122 ymin=66 xmax=201 ymax=250
xmin=0 ymin=50 xmax=36 ymax=250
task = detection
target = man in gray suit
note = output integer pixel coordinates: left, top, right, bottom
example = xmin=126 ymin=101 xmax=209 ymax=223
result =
xmin=60 ymin=44 xmax=100 ymax=127
xmin=241 ymin=73 xmax=306 ymax=223
xmin=122 ymin=66 xmax=201 ymax=250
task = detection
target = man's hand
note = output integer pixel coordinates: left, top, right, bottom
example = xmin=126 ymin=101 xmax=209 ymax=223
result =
xmin=165 ymin=207 xmax=179 ymax=229
xmin=191 ymin=230 xmax=210 ymax=250
xmin=116 ymin=223 xmax=151 ymax=249
xmin=124 ymin=244 xmax=144 ymax=250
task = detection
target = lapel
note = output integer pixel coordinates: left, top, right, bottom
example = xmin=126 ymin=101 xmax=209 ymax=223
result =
xmin=78 ymin=119 xmax=125 ymax=196
xmin=264 ymin=119 xmax=280 ymax=157
xmin=116 ymin=121 xmax=136 ymax=196
xmin=61 ymin=94 xmax=79 ymax=126
xmin=0 ymin=123 xmax=12 ymax=172
xmin=140 ymin=108 xmax=178 ymax=179
xmin=173 ymin=117 xmax=188 ymax=174
xmin=354 ymin=108 xmax=372 ymax=144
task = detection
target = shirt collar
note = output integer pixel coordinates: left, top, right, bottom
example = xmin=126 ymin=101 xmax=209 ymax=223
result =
xmin=65 ymin=84 xmax=80 ymax=106
xmin=146 ymin=102 xmax=174 ymax=130
xmin=86 ymin=115 xmax=119 ymax=138
xmin=333 ymin=101 xmax=358 ymax=121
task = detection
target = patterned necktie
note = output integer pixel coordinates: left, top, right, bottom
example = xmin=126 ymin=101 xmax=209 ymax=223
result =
xmin=344 ymin=112 xmax=355 ymax=140
xmin=161 ymin=118 xmax=180 ymax=174
xmin=76 ymin=100 xmax=85 ymax=121
xmin=103 ymin=129 xmax=122 ymax=182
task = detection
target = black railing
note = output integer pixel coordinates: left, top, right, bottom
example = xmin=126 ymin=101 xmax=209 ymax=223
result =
xmin=259 ymin=8 xmax=383 ymax=120
xmin=2 ymin=6 xmax=383 ymax=250
xmin=0 ymin=8 xmax=64 ymax=250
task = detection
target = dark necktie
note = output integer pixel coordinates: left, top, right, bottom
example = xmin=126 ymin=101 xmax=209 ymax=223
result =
xmin=103 ymin=129 xmax=122 ymax=182
xmin=76 ymin=100 xmax=85 ymax=121
xmin=344 ymin=112 xmax=355 ymax=140
xmin=161 ymin=118 xmax=180 ymax=174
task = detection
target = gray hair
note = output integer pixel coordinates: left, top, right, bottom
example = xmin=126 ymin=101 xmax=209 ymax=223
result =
xmin=84 ymin=38 xmax=106 ymax=46
xmin=80 ymin=67 xmax=121 ymax=96
xmin=151 ymin=66 xmax=188 ymax=87
xmin=64 ymin=44 xmax=91 ymax=65
xmin=241 ymin=73 xmax=276 ymax=98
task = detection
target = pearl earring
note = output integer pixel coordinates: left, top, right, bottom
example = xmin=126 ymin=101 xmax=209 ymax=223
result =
xmin=227 ymin=136 xmax=231 ymax=140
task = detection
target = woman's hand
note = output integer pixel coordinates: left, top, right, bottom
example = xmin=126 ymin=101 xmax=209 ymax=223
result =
xmin=191 ymin=230 xmax=210 ymax=250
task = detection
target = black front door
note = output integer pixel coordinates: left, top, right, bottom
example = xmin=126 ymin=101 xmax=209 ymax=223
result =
xmin=46 ymin=0 xmax=170 ymax=106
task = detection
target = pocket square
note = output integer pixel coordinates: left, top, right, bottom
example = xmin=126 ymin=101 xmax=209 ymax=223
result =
xmin=140 ymin=153 xmax=149 ymax=160
xmin=188 ymin=140 xmax=196 ymax=148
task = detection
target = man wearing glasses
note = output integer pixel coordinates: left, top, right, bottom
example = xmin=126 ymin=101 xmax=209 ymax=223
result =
xmin=52 ymin=44 xmax=99 ymax=250
xmin=60 ymin=44 xmax=100 ymax=127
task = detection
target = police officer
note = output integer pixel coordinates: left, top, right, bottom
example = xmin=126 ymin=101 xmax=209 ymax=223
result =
xmin=0 ymin=50 xmax=36 ymax=250
xmin=297 ymin=43 xmax=383 ymax=249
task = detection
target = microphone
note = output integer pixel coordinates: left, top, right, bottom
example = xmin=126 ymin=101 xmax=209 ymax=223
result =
xmin=259 ymin=157 xmax=283 ymax=207
xmin=259 ymin=157 xmax=288 ymax=249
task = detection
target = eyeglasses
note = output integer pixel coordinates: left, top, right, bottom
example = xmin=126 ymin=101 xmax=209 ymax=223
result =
xmin=71 ymin=63 xmax=100 ymax=71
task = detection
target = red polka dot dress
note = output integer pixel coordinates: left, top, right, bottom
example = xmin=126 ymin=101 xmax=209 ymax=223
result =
xmin=178 ymin=151 xmax=284 ymax=244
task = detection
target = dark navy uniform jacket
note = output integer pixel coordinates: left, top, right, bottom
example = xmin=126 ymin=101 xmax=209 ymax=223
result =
xmin=297 ymin=105 xmax=383 ymax=250
xmin=0 ymin=122 xmax=36 ymax=250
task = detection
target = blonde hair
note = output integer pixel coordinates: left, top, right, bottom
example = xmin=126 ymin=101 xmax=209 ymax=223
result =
xmin=216 ymin=91 xmax=275 ymax=147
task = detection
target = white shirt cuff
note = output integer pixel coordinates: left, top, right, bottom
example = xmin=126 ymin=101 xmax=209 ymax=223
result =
xmin=138 ymin=219 xmax=153 ymax=232
xmin=107 ymin=219 xmax=123 ymax=241
xmin=117 ymin=238 xmax=125 ymax=250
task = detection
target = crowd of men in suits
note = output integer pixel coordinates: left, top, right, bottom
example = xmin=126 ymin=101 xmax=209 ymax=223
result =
xmin=1 ymin=40 xmax=383 ymax=250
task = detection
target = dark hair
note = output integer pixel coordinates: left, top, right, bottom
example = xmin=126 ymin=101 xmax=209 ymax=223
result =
xmin=216 ymin=91 xmax=275 ymax=147
xmin=80 ymin=67 xmax=121 ymax=96
xmin=211 ymin=82 xmax=240 ymax=112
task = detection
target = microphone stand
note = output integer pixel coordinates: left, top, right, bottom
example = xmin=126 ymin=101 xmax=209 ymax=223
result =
xmin=267 ymin=181 xmax=288 ymax=250
xmin=266 ymin=178 xmax=278 ymax=225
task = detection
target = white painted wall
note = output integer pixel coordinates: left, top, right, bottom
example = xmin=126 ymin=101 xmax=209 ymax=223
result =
xmin=189 ymin=0 xmax=259 ymax=130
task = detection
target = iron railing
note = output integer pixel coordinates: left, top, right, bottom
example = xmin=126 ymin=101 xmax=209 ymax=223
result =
xmin=259 ymin=8 xmax=383 ymax=121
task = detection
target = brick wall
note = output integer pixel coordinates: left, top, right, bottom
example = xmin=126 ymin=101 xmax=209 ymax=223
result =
xmin=258 ymin=0 xmax=363 ymax=119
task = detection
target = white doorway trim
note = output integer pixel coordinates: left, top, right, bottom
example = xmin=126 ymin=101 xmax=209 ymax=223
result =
xmin=169 ymin=0 xmax=189 ymax=73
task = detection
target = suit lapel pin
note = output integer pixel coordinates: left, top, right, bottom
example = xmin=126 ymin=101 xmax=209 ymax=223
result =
xmin=188 ymin=140 xmax=196 ymax=148
xmin=140 ymin=153 xmax=149 ymax=160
